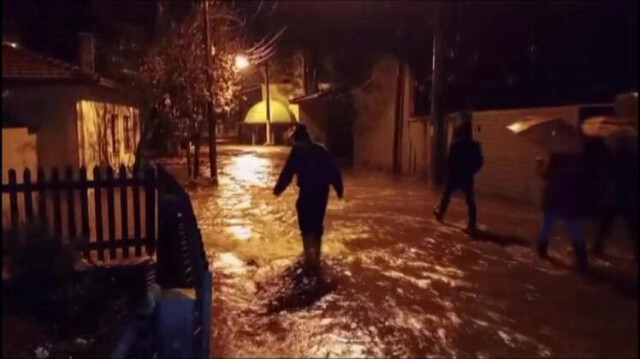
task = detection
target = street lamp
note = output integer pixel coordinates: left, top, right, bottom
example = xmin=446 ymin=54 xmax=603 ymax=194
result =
xmin=235 ymin=54 xmax=250 ymax=70
xmin=235 ymin=54 xmax=272 ymax=145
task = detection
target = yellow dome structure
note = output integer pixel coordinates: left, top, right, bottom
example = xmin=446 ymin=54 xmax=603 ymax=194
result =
xmin=243 ymin=100 xmax=299 ymax=124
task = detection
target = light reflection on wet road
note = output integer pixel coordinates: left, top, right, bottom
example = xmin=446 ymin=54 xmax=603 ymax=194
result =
xmin=162 ymin=145 xmax=637 ymax=358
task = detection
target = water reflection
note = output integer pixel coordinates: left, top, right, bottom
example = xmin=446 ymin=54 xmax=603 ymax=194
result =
xmin=226 ymin=153 xmax=272 ymax=187
xmin=160 ymin=145 xmax=637 ymax=358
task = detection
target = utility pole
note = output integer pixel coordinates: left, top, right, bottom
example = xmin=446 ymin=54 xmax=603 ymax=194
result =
xmin=393 ymin=63 xmax=405 ymax=174
xmin=204 ymin=0 xmax=218 ymax=185
xmin=429 ymin=1 xmax=446 ymax=185
xmin=264 ymin=63 xmax=272 ymax=145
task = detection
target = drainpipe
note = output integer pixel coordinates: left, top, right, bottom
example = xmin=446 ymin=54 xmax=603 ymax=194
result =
xmin=264 ymin=63 xmax=272 ymax=145
xmin=393 ymin=61 xmax=405 ymax=174
xmin=429 ymin=1 xmax=446 ymax=185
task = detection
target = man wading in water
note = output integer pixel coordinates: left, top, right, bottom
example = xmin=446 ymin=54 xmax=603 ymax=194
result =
xmin=273 ymin=124 xmax=344 ymax=271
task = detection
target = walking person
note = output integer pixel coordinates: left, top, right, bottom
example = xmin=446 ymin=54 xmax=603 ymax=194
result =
xmin=433 ymin=120 xmax=484 ymax=237
xmin=535 ymin=153 xmax=590 ymax=271
xmin=592 ymin=138 xmax=638 ymax=260
xmin=273 ymin=124 xmax=343 ymax=271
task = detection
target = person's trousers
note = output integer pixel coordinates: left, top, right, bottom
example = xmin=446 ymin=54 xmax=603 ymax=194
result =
xmin=438 ymin=179 xmax=477 ymax=228
xmin=296 ymin=190 xmax=329 ymax=267
xmin=594 ymin=206 xmax=638 ymax=258
xmin=538 ymin=211 xmax=588 ymax=266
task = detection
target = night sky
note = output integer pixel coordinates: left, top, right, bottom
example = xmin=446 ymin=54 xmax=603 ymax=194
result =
xmin=3 ymin=0 xmax=637 ymax=110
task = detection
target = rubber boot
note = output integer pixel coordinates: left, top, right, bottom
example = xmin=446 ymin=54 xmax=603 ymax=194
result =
xmin=303 ymin=234 xmax=321 ymax=273
xmin=433 ymin=206 xmax=443 ymax=222
xmin=536 ymin=239 xmax=549 ymax=259
xmin=572 ymin=242 xmax=589 ymax=273
xmin=465 ymin=224 xmax=479 ymax=239
xmin=302 ymin=234 xmax=314 ymax=269
xmin=312 ymin=234 xmax=322 ymax=270
xmin=591 ymin=237 xmax=605 ymax=258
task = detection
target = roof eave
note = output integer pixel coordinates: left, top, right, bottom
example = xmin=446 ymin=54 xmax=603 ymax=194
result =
xmin=2 ymin=76 xmax=121 ymax=90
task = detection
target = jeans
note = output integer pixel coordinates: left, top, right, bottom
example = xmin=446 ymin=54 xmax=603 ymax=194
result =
xmin=438 ymin=178 xmax=477 ymax=228
xmin=296 ymin=189 xmax=329 ymax=268
xmin=538 ymin=211 xmax=587 ymax=265
xmin=594 ymin=207 xmax=638 ymax=257
xmin=296 ymin=190 xmax=329 ymax=237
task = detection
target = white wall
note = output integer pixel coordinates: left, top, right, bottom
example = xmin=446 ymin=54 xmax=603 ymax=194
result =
xmin=2 ymin=127 xmax=38 ymax=182
xmin=473 ymin=106 xmax=580 ymax=204
xmin=2 ymin=127 xmax=38 ymax=224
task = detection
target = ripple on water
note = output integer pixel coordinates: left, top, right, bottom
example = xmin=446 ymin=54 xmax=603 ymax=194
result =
xmin=167 ymin=146 xmax=638 ymax=358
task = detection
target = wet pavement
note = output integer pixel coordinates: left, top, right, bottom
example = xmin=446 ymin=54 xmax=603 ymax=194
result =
xmin=161 ymin=145 xmax=638 ymax=358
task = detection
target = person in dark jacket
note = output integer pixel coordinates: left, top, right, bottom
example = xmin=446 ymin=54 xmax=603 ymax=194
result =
xmin=273 ymin=124 xmax=344 ymax=270
xmin=433 ymin=120 xmax=484 ymax=236
xmin=592 ymin=139 xmax=638 ymax=260
xmin=536 ymin=153 xmax=589 ymax=271
xmin=583 ymin=136 xmax=609 ymax=218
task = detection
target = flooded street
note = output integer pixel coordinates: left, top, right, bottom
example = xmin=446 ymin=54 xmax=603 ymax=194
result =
xmin=163 ymin=145 xmax=637 ymax=358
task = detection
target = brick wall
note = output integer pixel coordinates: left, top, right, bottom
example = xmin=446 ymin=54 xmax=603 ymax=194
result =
xmin=473 ymin=106 xmax=580 ymax=204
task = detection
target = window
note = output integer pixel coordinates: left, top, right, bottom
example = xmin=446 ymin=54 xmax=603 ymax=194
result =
xmin=111 ymin=114 xmax=119 ymax=153
xmin=123 ymin=115 xmax=131 ymax=151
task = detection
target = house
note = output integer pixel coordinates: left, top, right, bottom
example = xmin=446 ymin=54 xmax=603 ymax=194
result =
xmin=2 ymin=38 xmax=141 ymax=178
xmin=350 ymin=55 xmax=631 ymax=204
xmin=352 ymin=56 xmax=428 ymax=175
xmin=2 ymin=111 xmax=37 ymax=183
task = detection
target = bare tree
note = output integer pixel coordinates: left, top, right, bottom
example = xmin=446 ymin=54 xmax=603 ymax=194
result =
xmin=135 ymin=0 xmax=281 ymax=179
xmin=99 ymin=0 xmax=282 ymax=179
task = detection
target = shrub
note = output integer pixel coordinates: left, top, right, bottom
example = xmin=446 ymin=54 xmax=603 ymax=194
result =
xmin=3 ymin=220 xmax=81 ymax=280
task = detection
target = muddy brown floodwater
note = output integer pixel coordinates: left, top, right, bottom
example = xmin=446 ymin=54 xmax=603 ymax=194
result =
xmin=161 ymin=145 xmax=638 ymax=358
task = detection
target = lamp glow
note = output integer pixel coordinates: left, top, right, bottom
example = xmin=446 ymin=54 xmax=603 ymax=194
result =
xmin=235 ymin=55 xmax=250 ymax=70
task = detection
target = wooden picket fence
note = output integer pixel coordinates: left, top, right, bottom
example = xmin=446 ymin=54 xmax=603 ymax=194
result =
xmin=3 ymin=164 xmax=214 ymax=358
xmin=2 ymin=165 xmax=157 ymax=262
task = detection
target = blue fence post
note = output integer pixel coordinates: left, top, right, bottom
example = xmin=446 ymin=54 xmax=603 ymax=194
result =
xmin=199 ymin=270 xmax=212 ymax=358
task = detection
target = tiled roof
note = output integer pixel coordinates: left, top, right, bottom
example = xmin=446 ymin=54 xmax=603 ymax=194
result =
xmin=2 ymin=43 xmax=116 ymax=88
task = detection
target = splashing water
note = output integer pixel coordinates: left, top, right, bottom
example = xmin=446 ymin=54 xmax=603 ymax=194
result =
xmin=160 ymin=145 xmax=638 ymax=358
